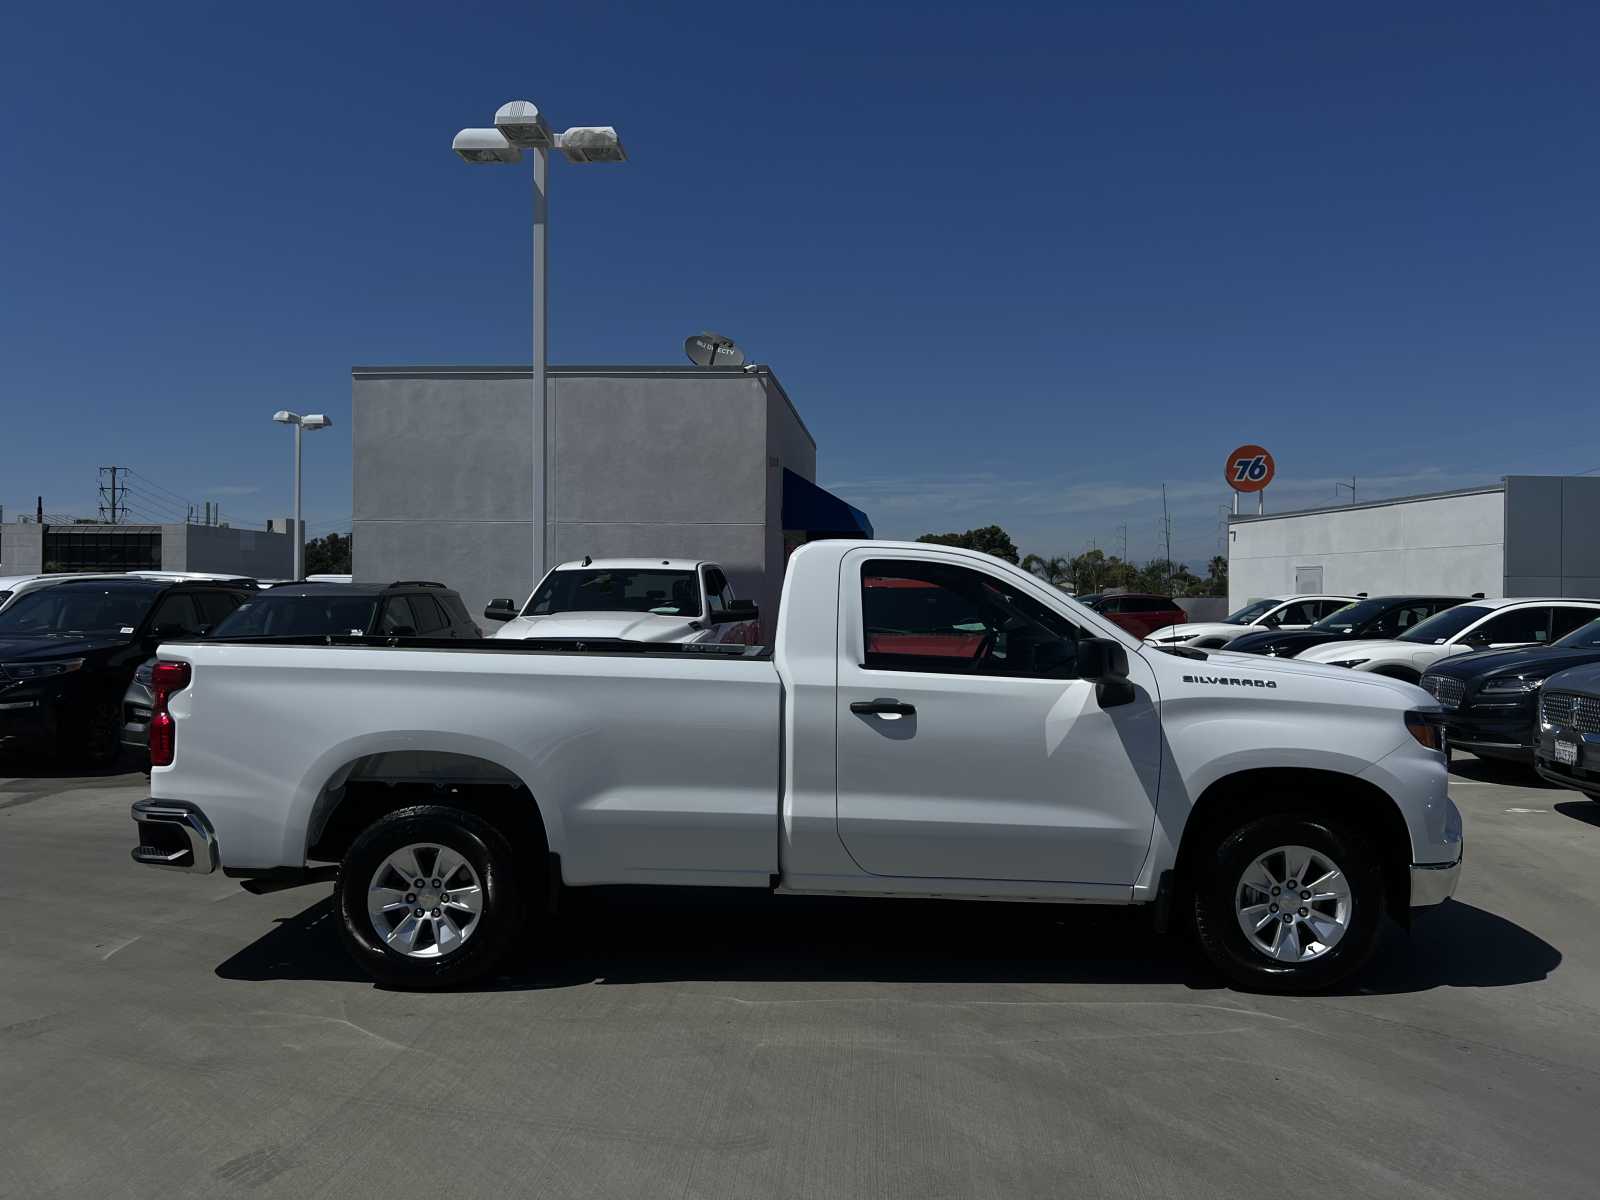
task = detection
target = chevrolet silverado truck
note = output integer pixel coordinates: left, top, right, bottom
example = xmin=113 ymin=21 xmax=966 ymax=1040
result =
xmin=130 ymin=540 xmax=1462 ymax=993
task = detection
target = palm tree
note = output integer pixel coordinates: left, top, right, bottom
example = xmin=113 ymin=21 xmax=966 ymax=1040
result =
xmin=1023 ymin=554 xmax=1073 ymax=590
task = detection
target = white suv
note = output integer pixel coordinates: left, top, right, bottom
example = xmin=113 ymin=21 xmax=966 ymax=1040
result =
xmin=1145 ymin=594 xmax=1356 ymax=650
xmin=1297 ymin=597 xmax=1600 ymax=682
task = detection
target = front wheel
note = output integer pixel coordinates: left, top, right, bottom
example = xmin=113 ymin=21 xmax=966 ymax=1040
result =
xmin=336 ymin=805 xmax=525 ymax=989
xmin=1192 ymin=813 xmax=1385 ymax=993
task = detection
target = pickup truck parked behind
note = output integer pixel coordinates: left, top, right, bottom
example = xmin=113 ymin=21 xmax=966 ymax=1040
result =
xmin=485 ymin=558 xmax=758 ymax=645
xmin=131 ymin=542 xmax=1462 ymax=994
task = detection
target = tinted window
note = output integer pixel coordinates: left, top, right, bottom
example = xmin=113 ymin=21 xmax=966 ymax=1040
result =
xmin=150 ymin=594 xmax=204 ymax=636
xmin=703 ymin=568 xmax=735 ymax=612
xmin=1315 ymin=599 xmax=1350 ymax=619
xmin=1552 ymin=607 xmax=1600 ymax=640
xmin=861 ymin=559 xmax=1080 ymax=679
xmin=526 ymin=568 xmax=701 ymax=617
xmin=1271 ymin=601 xmax=1323 ymax=626
xmin=1399 ymin=604 xmax=1493 ymax=644
xmin=0 ymin=583 xmax=160 ymax=636
xmin=194 ymin=592 xmax=244 ymax=628
xmin=1224 ymin=599 xmax=1278 ymax=625
xmin=213 ymin=594 xmax=381 ymax=637
xmin=1096 ymin=596 xmax=1125 ymax=614
xmin=408 ymin=594 xmax=449 ymax=634
xmin=379 ymin=596 xmax=418 ymax=634
xmin=1312 ymin=598 xmax=1379 ymax=633
xmin=1556 ymin=617 xmax=1600 ymax=649
xmin=1469 ymin=607 xmax=1551 ymax=647
xmin=441 ymin=593 xmax=476 ymax=633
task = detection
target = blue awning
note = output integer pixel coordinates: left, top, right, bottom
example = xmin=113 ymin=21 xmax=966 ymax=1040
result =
xmin=782 ymin=469 xmax=873 ymax=538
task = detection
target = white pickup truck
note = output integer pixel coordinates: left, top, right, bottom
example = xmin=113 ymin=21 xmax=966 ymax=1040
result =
xmin=483 ymin=557 xmax=759 ymax=645
xmin=131 ymin=540 xmax=1462 ymax=993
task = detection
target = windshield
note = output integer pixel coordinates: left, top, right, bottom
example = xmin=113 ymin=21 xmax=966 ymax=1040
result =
xmin=1310 ymin=598 xmax=1386 ymax=634
xmin=0 ymin=584 xmax=158 ymax=636
xmin=1556 ymin=618 xmax=1600 ymax=649
xmin=524 ymin=569 xmax=701 ymax=617
xmin=212 ymin=594 xmax=381 ymax=638
xmin=1223 ymin=599 xmax=1278 ymax=625
xmin=1398 ymin=604 xmax=1491 ymax=645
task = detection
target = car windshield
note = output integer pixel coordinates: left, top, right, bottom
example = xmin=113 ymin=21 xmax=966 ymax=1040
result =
xmin=0 ymin=583 xmax=158 ymax=636
xmin=1310 ymin=598 xmax=1386 ymax=634
xmin=1223 ymin=599 xmax=1278 ymax=625
xmin=1556 ymin=618 xmax=1600 ymax=649
xmin=1399 ymin=604 xmax=1491 ymax=645
xmin=212 ymin=594 xmax=382 ymax=637
xmin=524 ymin=569 xmax=701 ymax=617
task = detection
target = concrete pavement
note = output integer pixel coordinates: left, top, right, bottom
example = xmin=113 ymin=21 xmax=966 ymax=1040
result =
xmin=0 ymin=755 xmax=1594 ymax=1199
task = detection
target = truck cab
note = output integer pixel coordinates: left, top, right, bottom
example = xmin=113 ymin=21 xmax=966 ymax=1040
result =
xmin=484 ymin=558 xmax=758 ymax=644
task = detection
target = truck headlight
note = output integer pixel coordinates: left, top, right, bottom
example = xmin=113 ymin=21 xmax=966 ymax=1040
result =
xmin=1480 ymin=677 xmax=1542 ymax=693
xmin=0 ymin=658 xmax=84 ymax=680
xmin=1328 ymin=658 xmax=1369 ymax=669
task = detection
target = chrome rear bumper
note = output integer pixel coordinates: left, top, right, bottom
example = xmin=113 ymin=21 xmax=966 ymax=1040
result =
xmin=131 ymin=799 xmax=218 ymax=874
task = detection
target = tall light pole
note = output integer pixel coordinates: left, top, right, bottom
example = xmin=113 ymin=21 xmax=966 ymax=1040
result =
xmin=272 ymin=410 xmax=333 ymax=579
xmin=452 ymin=101 xmax=626 ymax=583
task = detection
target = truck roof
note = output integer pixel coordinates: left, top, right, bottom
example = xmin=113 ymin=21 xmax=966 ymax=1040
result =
xmin=550 ymin=558 xmax=707 ymax=571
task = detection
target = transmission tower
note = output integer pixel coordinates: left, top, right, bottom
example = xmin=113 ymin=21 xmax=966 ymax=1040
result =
xmin=97 ymin=466 xmax=129 ymax=524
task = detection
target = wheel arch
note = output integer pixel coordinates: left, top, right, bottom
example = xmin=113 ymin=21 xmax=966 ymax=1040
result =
xmin=299 ymin=736 xmax=561 ymax=868
xmin=1173 ymin=766 xmax=1414 ymax=925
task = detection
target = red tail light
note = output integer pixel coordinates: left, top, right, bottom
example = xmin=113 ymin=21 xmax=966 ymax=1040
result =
xmin=148 ymin=661 xmax=192 ymax=767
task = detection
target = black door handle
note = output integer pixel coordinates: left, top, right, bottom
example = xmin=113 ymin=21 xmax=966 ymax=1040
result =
xmin=850 ymin=699 xmax=916 ymax=717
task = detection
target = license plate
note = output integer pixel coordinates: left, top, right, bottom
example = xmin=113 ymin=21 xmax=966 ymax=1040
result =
xmin=1555 ymin=740 xmax=1579 ymax=767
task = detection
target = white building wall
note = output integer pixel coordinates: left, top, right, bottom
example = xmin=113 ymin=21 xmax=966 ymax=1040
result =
xmin=1228 ymin=489 xmax=1505 ymax=607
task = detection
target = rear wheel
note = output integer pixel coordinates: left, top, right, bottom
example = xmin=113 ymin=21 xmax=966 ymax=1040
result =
xmin=336 ymin=805 xmax=526 ymax=989
xmin=58 ymin=697 xmax=123 ymax=768
xmin=1192 ymin=812 xmax=1384 ymax=993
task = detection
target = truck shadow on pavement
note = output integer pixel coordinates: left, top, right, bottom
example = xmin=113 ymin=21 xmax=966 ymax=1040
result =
xmin=215 ymin=888 xmax=1559 ymax=997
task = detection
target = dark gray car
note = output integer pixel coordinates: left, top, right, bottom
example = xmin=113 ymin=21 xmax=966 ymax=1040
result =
xmin=1533 ymin=660 xmax=1600 ymax=799
xmin=122 ymin=581 xmax=481 ymax=755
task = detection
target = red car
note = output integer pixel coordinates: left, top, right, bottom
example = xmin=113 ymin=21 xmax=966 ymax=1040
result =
xmin=1076 ymin=592 xmax=1189 ymax=639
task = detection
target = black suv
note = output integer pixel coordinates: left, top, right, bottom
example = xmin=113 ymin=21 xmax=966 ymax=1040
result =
xmin=208 ymin=580 xmax=482 ymax=640
xmin=1222 ymin=595 xmax=1468 ymax=657
xmin=120 ymin=581 xmax=482 ymax=756
xmin=0 ymin=576 xmax=253 ymax=765
xmin=1421 ymin=615 xmax=1600 ymax=764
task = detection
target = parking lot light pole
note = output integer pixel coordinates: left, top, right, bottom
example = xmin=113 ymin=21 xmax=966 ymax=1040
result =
xmin=272 ymin=410 xmax=333 ymax=580
xmin=451 ymin=101 xmax=626 ymax=583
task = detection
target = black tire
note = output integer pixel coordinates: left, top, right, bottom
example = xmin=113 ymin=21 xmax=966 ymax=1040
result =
xmin=336 ymin=805 xmax=527 ymax=990
xmin=58 ymin=698 xmax=123 ymax=768
xmin=1192 ymin=811 xmax=1385 ymax=994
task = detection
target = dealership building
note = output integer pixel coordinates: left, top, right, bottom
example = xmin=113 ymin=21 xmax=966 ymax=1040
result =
xmin=1227 ymin=475 xmax=1600 ymax=606
xmin=351 ymin=364 xmax=872 ymax=621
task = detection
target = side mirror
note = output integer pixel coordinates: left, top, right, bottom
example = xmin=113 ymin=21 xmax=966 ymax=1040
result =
xmin=1079 ymin=636 xmax=1135 ymax=707
xmin=484 ymin=598 xmax=519 ymax=622
xmin=708 ymin=598 xmax=758 ymax=626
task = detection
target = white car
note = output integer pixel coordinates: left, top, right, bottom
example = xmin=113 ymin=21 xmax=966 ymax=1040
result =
xmin=485 ymin=557 xmax=757 ymax=644
xmin=132 ymin=540 xmax=1461 ymax=996
xmin=1298 ymin=597 xmax=1600 ymax=682
xmin=1145 ymin=594 xmax=1357 ymax=649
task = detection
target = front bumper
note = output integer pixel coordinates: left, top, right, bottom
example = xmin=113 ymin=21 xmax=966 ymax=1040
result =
xmin=1442 ymin=705 xmax=1538 ymax=760
xmin=130 ymin=798 xmax=218 ymax=873
xmin=1410 ymin=846 xmax=1463 ymax=909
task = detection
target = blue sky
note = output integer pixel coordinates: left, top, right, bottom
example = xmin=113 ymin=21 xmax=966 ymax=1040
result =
xmin=3 ymin=1 xmax=1597 ymax=563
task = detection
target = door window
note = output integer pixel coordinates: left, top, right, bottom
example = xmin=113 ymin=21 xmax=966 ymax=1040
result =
xmin=1468 ymin=607 xmax=1551 ymax=647
xmin=703 ymin=568 xmax=735 ymax=613
xmin=407 ymin=594 xmax=449 ymax=634
xmin=1270 ymin=601 xmax=1322 ymax=626
xmin=193 ymin=591 xmax=244 ymax=629
xmin=1552 ymin=607 xmax=1600 ymax=640
xmin=861 ymin=560 xmax=1081 ymax=679
xmin=1386 ymin=603 xmax=1433 ymax=635
xmin=149 ymin=593 xmax=204 ymax=635
xmin=378 ymin=596 xmax=419 ymax=634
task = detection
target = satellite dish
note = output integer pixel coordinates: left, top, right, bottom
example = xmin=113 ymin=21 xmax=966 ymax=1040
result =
xmin=684 ymin=331 xmax=746 ymax=368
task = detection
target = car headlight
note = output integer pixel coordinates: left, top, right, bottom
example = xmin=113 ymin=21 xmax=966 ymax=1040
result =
xmin=1328 ymin=658 xmax=1369 ymax=669
xmin=1481 ymin=676 xmax=1543 ymax=694
xmin=0 ymin=659 xmax=85 ymax=680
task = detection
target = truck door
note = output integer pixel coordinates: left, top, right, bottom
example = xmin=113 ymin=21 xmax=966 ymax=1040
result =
xmin=833 ymin=550 xmax=1162 ymax=885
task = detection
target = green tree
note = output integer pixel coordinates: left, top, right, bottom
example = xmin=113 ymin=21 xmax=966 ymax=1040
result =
xmin=916 ymin=524 xmax=1019 ymax=564
xmin=305 ymin=531 xmax=352 ymax=575
xmin=1021 ymin=554 xmax=1073 ymax=588
xmin=1205 ymin=555 xmax=1228 ymax=594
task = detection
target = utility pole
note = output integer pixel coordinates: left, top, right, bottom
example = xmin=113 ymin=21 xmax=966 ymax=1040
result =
xmin=1158 ymin=483 xmax=1174 ymax=592
xmin=97 ymin=466 xmax=129 ymax=524
xmin=1335 ymin=475 xmax=1356 ymax=505
xmin=1116 ymin=523 xmax=1128 ymax=563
